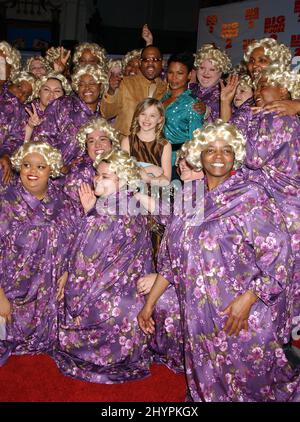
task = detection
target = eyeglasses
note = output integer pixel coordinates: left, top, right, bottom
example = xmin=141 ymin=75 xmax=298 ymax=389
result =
xmin=141 ymin=57 xmax=162 ymax=63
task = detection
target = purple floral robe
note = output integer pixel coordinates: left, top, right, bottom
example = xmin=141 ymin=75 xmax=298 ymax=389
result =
xmin=157 ymin=172 xmax=299 ymax=401
xmin=31 ymin=94 xmax=101 ymax=165
xmin=55 ymin=190 xmax=155 ymax=383
xmin=244 ymin=112 xmax=300 ymax=324
xmin=189 ymin=82 xmax=220 ymax=121
xmin=63 ymin=155 xmax=95 ymax=206
xmin=0 ymin=83 xmax=27 ymax=157
xmin=228 ymin=97 xmax=254 ymax=139
xmin=0 ymin=179 xmax=77 ymax=365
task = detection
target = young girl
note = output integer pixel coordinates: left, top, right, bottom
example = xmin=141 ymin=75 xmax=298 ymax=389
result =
xmin=121 ymin=98 xmax=172 ymax=186
xmin=55 ymin=149 xmax=154 ymax=383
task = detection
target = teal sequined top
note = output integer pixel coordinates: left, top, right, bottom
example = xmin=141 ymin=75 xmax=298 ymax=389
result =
xmin=162 ymin=89 xmax=204 ymax=165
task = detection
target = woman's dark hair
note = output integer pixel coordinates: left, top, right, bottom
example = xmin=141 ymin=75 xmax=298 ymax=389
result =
xmin=167 ymin=52 xmax=194 ymax=72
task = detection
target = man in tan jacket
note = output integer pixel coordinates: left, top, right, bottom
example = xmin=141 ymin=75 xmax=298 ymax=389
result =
xmin=100 ymin=45 xmax=167 ymax=136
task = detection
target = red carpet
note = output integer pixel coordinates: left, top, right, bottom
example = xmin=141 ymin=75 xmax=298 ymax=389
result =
xmin=0 ymin=355 xmax=186 ymax=402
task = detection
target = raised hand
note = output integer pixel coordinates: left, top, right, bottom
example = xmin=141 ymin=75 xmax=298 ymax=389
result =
xmin=53 ymin=47 xmax=71 ymax=73
xmin=220 ymin=74 xmax=239 ymax=104
xmin=78 ymin=182 xmax=97 ymax=213
xmin=142 ymin=24 xmax=153 ymax=46
xmin=26 ymin=103 xmax=42 ymax=128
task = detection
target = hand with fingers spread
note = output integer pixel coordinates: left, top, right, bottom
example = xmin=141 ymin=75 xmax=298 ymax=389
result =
xmin=220 ymin=290 xmax=258 ymax=337
xmin=26 ymin=103 xmax=42 ymax=129
xmin=0 ymin=155 xmax=12 ymax=185
xmin=53 ymin=47 xmax=71 ymax=73
xmin=0 ymin=288 xmax=12 ymax=323
xmin=137 ymin=273 xmax=157 ymax=295
xmin=78 ymin=182 xmax=97 ymax=213
xmin=56 ymin=271 xmax=68 ymax=301
xmin=262 ymin=99 xmax=300 ymax=117
xmin=220 ymin=74 xmax=239 ymax=104
xmin=142 ymin=24 xmax=153 ymax=46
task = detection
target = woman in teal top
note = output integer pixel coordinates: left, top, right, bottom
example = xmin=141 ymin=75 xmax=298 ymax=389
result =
xmin=162 ymin=52 xmax=204 ymax=177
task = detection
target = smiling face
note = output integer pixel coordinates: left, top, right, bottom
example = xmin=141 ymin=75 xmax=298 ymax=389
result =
xmin=196 ymin=59 xmax=222 ymax=88
xmin=233 ymin=84 xmax=253 ymax=108
xmin=254 ymin=78 xmax=289 ymax=107
xmin=78 ymin=73 xmax=101 ymax=108
xmin=137 ymin=104 xmax=163 ymax=133
xmin=20 ymin=152 xmax=51 ymax=199
xmin=39 ymin=78 xmax=64 ymax=110
xmin=201 ymin=139 xmax=234 ymax=188
xmin=247 ymin=47 xmax=271 ymax=80
xmin=178 ymin=158 xmax=204 ymax=181
xmin=86 ymin=130 xmax=112 ymax=161
xmin=94 ymin=161 xmax=121 ymax=197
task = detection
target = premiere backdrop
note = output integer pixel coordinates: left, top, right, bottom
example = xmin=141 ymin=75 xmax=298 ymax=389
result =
xmin=197 ymin=0 xmax=300 ymax=69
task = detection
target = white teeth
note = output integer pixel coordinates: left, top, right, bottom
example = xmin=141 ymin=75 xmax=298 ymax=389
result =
xmin=28 ymin=176 xmax=38 ymax=180
xmin=95 ymin=149 xmax=104 ymax=155
xmin=211 ymin=163 xmax=224 ymax=167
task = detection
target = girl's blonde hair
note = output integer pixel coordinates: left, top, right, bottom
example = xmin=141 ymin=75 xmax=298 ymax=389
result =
xmin=10 ymin=71 xmax=36 ymax=103
xmin=244 ymin=38 xmax=291 ymax=70
xmin=186 ymin=120 xmax=246 ymax=171
xmin=71 ymin=64 xmax=108 ymax=95
xmin=194 ymin=43 xmax=232 ymax=74
xmin=254 ymin=64 xmax=300 ymax=100
xmin=0 ymin=41 xmax=21 ymax=78
xmin=25 ymin=56 xmax=51 ymax=75
xmin=73 ymin=42 xmax=108 ymax=70
xmin=77 ymin=117 xmax=121 ymax=152
xmin=32 ymin=71 xmax=72 ymax=99
xmin=11 ymin=141 xmax=63 ymax=178
xmin=93 ymin=149 xmax=141 ymax=188
xmin=130 ymin=98 xmax=165 ymax=143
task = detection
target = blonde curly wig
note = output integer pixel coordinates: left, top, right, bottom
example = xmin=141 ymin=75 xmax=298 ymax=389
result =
xmin=93 ymin=148 xmax=141 ymax=188
xmin=71 ymin=64 xmax=108 ymax=95
xmin=254 ymin=64 xmax=300 ymax=100
xmin=73 ymin=42 xmax=108 ymax=70
xmin=238 ymin=74 xmax=254 ymax=91
xmin=11 ymin=141 xmax=63 ymax=178
xmin=108 ymin=58 xmax=123 ymax=73
xmin=122 ymin=49 xmax=142 ymax=69
xmin=32 ymin=71 xmax=72 ymax=99
xmin=0 ymin=41 xmax=21 ymax=78
xmin=10 ymin=71 xmax=36 ymax=103
xmin=130 ymin=98 xmax=165 ymax=143
xmin=244 ymin=38 xmax=291 ymax=70
xmin=45 ymin=46 xmax=71 ymax=69
xmin=77 ymin=117 xmax=121 ymax=152
xmin=186 ymin=120 xmax=246 ymax=171
xmin=194 ymin=43 xmax=232 ymax=74
xmin=25 ymin=56 xmax=51 ymax=76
